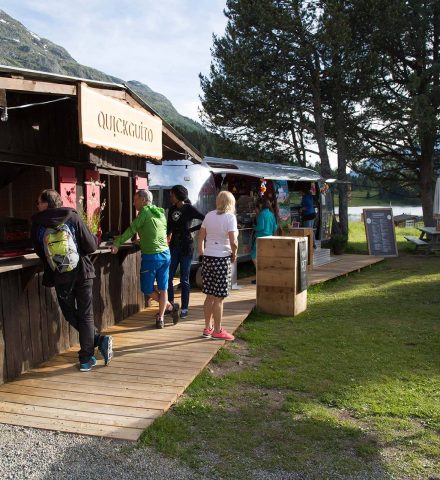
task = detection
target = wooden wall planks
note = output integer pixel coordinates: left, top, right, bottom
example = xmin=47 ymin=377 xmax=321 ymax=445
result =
xmin=0 ymin=250 xmax=143 ymax=383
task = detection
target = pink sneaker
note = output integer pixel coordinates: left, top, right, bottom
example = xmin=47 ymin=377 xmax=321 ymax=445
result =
xmin=211 ymin=328 xmax=235 ymax=341
xmin=202 ymin=327 xmax=214 ymax=338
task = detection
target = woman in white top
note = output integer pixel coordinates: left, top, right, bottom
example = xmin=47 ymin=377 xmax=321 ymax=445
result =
xmin=197 ymin=191 xmax=238 ymax=341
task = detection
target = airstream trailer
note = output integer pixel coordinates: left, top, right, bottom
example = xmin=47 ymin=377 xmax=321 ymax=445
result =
xmin=147 ymin=157 xmax=333 ymax=266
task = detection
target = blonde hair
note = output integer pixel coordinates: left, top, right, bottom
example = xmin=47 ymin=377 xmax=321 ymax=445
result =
xmin=216 ymin=191 xmax=236 ymax=214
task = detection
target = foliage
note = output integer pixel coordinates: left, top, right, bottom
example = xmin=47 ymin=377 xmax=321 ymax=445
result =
xmin=352 ymin=0 xmax=440 ymax=224
xmin=140 ymin=254 xmax=440 ymax=479
xmin=78 ymin=197 xmax=106 ymax=235
xmin=0 ymin=8 xmax=278 ymax=164
xmin=330 ymin=233 xmax=347 ymax=254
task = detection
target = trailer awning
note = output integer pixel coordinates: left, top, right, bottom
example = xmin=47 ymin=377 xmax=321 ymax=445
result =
xmin=204 ymin=157 xmax=323 ymax=182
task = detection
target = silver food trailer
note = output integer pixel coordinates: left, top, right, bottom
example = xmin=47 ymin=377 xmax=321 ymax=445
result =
xmin=147 ymin=156 xmax=333 ymax=266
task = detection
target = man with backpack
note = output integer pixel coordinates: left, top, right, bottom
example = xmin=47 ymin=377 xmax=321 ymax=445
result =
xmin=31 ymin=189 xmax=113 ymax=372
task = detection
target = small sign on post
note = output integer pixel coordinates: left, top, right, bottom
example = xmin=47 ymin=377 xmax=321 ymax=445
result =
xmin=363 ymin=208 xmax=398 ymax=257
xmin=297 ymin=240 xmax=308 ymax=293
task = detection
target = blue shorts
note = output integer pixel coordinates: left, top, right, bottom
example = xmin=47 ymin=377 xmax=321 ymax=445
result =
xmin=140 ymin=250 xmax=171 ymax=294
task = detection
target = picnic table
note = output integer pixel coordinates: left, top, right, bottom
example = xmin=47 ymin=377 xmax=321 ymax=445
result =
xmin=405 ymin=227 xmax=440 ymax=254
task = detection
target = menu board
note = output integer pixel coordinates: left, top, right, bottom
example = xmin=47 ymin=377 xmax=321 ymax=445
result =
xmin=297 ymin=240 xmax=308 ymax=292
xmin=363 ymin=208 xmax=398 ymax=257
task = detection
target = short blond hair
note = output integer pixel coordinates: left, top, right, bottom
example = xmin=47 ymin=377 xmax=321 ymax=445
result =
xmin=216 ymin=191 xmax=236 ymax=214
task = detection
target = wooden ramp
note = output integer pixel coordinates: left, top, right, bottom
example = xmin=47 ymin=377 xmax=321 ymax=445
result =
xmin=0 ymin=254 xmax=382 ymax=440
xmin=308 ymin=254 xmax=384 ymax=286
xmin=0 ymin=287 xmax=255 ymax=441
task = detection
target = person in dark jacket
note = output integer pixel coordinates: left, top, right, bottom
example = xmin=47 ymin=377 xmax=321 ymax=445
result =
xmin=166 ymin=185 xmax=205 ymax=319
xmin=31 ymin=189 xmax=113 ymax=372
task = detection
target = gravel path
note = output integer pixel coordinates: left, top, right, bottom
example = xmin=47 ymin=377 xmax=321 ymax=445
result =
xmin=0 ymin=424 xmax=204 ymax=480
xmin=0 ymin=423 xmax=393 ymax=480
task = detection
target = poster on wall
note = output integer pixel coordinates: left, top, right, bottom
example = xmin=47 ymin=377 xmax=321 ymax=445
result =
xmin=274 ymin=180 xmax=291 ymax=231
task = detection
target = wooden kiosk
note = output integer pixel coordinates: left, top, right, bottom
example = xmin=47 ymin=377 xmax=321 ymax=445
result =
xmin=0 ymin=66 xmax=202 ymax=383
xmin=256 ymin=236 xmax=308 ymax=317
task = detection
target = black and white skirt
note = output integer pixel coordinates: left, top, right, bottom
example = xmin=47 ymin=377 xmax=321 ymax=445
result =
xmin=201 ymin=255 xmax=232 ymax=298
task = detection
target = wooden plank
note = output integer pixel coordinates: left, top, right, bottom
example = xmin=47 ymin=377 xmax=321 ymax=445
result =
xmin=0 ymin=78 xmax=77 ymax=96
xmin=29 ymin=365 xmax=192 ymax=387
xmin=23 ymin=371 xmax=182 ymax=394
xmin=0 ymin=391 xmax=160 ymax=418
xmin=0 ymin=281 xmax=6 ymax=384
xmin=27 ymin=274 xmax=44 ymax=367
xmin=0 ymin=401 xmax=153 ymax=429
xmin=0 ymin=384 xmax=170 ymax=410
xmin=7 ymin=378 xmax=178 ymax=402
xmin=1 ymin=272 xmax=23 ymax=379
xmin=0 ymin=412 xmax=144 ymax=441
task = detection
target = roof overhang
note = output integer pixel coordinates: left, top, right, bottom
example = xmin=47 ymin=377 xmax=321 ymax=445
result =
xmin=0 ymin=65 xmax=203 ymax=164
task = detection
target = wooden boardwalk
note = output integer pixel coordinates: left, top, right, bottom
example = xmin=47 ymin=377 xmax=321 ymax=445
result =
xmin=0 ymin=253 xmax=383 ymax=440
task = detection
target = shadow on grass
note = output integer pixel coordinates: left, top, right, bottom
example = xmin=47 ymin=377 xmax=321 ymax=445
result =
xmin=141 ymin=256 xmax=440 ymax=479
xmin=140 ymin=392 xmax=388 ymax=479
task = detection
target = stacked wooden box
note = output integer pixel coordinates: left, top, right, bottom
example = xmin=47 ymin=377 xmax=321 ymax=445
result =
xmin=256 ymin=236 xmax=307 ymax=317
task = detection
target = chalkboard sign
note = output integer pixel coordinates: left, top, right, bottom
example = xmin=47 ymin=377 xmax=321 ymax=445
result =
xmin=297 ymin=240 xmax=308 ymax=292
xmin=363 ymin=208 xmax=398 ymax=257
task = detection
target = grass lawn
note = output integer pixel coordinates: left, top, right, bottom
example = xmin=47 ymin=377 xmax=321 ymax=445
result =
xmin=334 ymin=189 xmax=420 ymax=207
xmin=139 ymin=226 xmax=440 ymax=479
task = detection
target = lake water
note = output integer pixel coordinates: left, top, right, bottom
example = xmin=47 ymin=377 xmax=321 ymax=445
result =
xmin=335 ymin=206 xmax=423 ymax=221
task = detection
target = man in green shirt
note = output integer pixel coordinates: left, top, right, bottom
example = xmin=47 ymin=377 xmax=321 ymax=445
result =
xmin=111 ymin=190 xmax=176 ymax=328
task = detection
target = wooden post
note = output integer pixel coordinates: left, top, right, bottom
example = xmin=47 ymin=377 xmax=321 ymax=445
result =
xmin=256 ymin=236 xmax=307 ymax=316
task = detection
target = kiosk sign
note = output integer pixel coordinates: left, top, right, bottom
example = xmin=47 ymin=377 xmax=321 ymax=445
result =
xmin=363 ymin=208 xmax=398 ymax=257
xmin=297 ymin=239 xmax=308 ymax=292
xmin=79 ymin=83 xmax=162 ymax=159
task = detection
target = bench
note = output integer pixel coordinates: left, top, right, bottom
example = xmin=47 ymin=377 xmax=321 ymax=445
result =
xmin=404 ymin=235 xmax=428 ymax=249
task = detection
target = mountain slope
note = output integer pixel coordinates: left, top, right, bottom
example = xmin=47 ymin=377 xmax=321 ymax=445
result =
xmin=0 ymin=9 xmax=205 ymax=137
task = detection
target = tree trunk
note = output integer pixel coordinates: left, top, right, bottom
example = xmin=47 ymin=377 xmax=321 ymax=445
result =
xmin=418 ymin=133 xmax=435 ymax=226
xmin=334 ymin=104 xmax=349 ymax=238
xmin=311 ymin=86 xmax=332 ymax=178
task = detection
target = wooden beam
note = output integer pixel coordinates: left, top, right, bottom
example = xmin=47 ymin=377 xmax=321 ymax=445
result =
xmin=0 ymin=78 xmax=76 ymax=96
xmin=162 ymin=124 xmax=203 ymax=163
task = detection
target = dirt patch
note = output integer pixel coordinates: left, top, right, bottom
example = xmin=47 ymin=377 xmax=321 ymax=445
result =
xmin=207 ymin=338 xmax=261 ymax=378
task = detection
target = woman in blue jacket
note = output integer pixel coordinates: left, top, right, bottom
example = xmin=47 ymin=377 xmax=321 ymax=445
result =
xmin=251 ymin=198 xmax=278 ymax=278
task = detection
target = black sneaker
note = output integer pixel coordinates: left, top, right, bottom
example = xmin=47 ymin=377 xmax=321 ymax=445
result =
xmin=98 ymin=335 xmax=113 ymax=366
xmin=171 ymin=303 xmax=180 ymax=324
xmin=155 ymin=314 xmax=164 ymax=329
xmin=180 ymin=309 xmax=188 ymax=319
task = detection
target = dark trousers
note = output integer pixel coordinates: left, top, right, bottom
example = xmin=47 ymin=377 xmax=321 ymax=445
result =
xmin=55 ymin=278 xmax=99 ymax=363
xmin=167 ymin=246 xmax=193 ymax=310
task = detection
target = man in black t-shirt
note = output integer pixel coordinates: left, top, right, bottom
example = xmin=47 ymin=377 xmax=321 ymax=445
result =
xmin=166 ymin=185 xmax=205 ymax=319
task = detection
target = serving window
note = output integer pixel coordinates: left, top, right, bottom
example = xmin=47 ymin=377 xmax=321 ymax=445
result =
xmin=98 ymin=172 xmax=133 ymax=240
xmin=0 ymin=163 xmax=54 ymax=255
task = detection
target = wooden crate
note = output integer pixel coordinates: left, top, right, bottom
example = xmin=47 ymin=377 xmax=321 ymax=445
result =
xmin=256 ymin=236 xmax=307 ymax=316
xmin=286 ymin=228 xmax=314 ymax=269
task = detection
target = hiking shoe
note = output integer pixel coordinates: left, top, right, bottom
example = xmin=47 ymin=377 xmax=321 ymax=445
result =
xmin=180 ymin=309 xmax=188 ymax=319
xmin=211 ymin=329 xmax=235 ymax=341
xmin=202 ymin=327 xmax=214 ymax=338
xmin=98 ymin=335 xmax=113 ymax=366
xmin=79 ymin=356 xmax=97 ymax=372
xmin=156 ymin=314 xmax=164 ymax=329
xmin=171 ymin=303 xmax=180 ymax=325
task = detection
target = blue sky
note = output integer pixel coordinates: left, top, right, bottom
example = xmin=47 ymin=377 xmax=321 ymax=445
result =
xmin=1 ymin=0 xmax=227 ymax=121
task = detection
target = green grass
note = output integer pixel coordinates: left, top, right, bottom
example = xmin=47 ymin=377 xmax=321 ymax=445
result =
xmin=334 ymin=189 xmax=420 ymax=207
xmin=140 ymin=245 xmax=440 ymax=479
